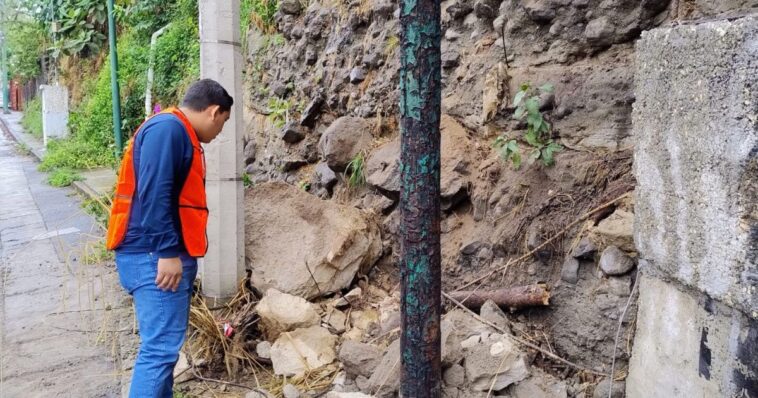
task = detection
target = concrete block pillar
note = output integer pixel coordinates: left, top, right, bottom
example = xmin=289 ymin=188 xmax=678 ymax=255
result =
xmin=198 ymin=1 xmax=245 ymax=301
xmin=40 ymin=85 xmax=69 ymax=146
xmin=629 ymin=16 xmax=757 ymax=397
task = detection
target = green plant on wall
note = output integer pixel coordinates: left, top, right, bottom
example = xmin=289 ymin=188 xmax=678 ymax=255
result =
xmin=494 ymin=82 xmax=562 ymax=169
xmin=267 ymin=97 xmax=290 ymax=128
xmin=242 ymin=0 xmax=279 ymax=34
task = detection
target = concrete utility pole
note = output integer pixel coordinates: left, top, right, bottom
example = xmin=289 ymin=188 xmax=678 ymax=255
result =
xmin=398 ymin=0 xmax=443 ymax=394
xmin=198 ymin=0 xmax=245 ymax=302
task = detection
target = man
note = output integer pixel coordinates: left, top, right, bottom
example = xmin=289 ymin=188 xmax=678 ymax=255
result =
xmin=106 ymin=79 xmax=233 ymax=397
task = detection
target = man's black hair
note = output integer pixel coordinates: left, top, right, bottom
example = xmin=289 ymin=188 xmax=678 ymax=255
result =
xmin=181 ymin=79 xmax=234 ymax=113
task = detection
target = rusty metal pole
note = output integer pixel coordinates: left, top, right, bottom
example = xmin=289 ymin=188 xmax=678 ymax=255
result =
xmin=398 ymin=0 xmax=442 ymax=393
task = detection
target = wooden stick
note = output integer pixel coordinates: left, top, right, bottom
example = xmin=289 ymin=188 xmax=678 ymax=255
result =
xmin=447 ymin=284 xmax=550 ymax=310
xmin=455 ymin=192 xmax=632 ymax=292
xmin=442 ymin=291 xmax=608 ymax=377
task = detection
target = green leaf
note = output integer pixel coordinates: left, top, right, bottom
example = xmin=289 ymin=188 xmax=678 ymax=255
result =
xmin=528 ymin=149 xmax=541 ymax=164
xmin=511 ymin=151 xmax=522 ymax=170
xmin=525 ymin=128 xmax=541 ymax=147
xmin=514 ymin=106 xmax=526 ymax=119
xmin=542 ymin=141 xmax=562 ymax=167
xmin=513 ymin=90 xmax=527 ymax=106
xmin=525 ymin=97 xmax=540 ymax=115
xmin=539 ymin=83 xmax=555 ymax=93
xmin=506 ymin=139 xmax=519 ymax=153
xmin=519 ymin=82 xmax=531 ymax=92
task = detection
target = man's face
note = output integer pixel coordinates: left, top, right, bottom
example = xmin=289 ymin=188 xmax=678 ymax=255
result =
xmin=197 ymin=106 xmax=231 ymax=143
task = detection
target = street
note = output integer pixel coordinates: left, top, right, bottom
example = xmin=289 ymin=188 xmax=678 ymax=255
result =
xmin=0 ymin=127 xmax=128 ymax=397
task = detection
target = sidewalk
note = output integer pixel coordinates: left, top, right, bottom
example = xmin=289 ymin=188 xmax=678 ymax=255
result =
xmin=0 ymin=111 xmax=116 ymax=200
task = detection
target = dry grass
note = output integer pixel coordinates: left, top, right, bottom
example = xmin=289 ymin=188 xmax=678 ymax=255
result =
xmin=186 ymin=279 xmax=263 ymax=379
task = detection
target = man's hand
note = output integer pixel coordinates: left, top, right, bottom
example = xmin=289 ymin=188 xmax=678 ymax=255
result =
xmin=156 ymin=257 xmax=183 ymax=292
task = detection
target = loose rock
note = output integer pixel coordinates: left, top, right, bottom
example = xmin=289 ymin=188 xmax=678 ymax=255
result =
xmin=599 ymin=246 xmax=635 ymax=276
xmin=480 ymin=299 xmax=509 ymax=331
xmin=591 ymin=210 xmax=635 ymax=252
xmin=247 ymin=182 xmax=382 ymax=299
xmin=283 ymin=384 xmax=300 ymax=398
xmin=465 ymin=335 xmax=529 ymax=391
xmin=571 ymin=237 xmax=597 ymax=260
xmin=319 ymin=116 xmax=374 ymax=171
xmin=326 ymin=393 xmax=374 ymax=398
xmin=338 ymin=340 xmax=383 ymax=378
xmin=244 ymin=140 xmax=256 ymax=165
xmin=256 ymin=289 xmax=321 ymax=340
xmin=593 ymin=379 xmax=625 ymax=398
xmin=279 ymin=0 xmax=302 ymax=15
xmin=365 ymin=140 xmax=401 ymax=194
xmin=561 ymin=256 xmax=580 ymax=284
xmin=270 ymin=326 xmax=337 ymax=377
xmin=281 ymin=122 xmax=305 ymax=144
xmin=257 ymin=341 xmax=272 ymax=359
xmin=443 ymin=363 xmax=466 ymax=387
xmin=365 ymin=340 xmax=401 ymax=396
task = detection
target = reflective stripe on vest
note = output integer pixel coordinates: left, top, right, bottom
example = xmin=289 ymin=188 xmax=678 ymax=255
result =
xmin=105 ymin=108 xmax=209 ymax=257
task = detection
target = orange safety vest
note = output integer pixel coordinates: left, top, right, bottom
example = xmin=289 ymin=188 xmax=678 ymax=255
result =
xmin=106 ymin=107 xmax=209 ymax=257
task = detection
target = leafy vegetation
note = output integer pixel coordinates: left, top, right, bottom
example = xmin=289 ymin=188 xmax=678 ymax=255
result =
xmin=494 ymin=82 xmax=562 ymax=169
xmin=267 ymin=97 xmax=291 ymax=128
xmin=242 ymin=0 xmax=279 ymax=34
xmin=345 ymin=152 xmax=366 ymax=188
xmin=21 ymin=97 xmax=43 ymax=139
xmin=47 ymin=167 xmax=83 ymax=187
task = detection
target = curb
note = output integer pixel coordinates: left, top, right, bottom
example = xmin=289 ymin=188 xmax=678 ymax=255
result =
xmin=0 ymin=114 xmax=105 ymax=203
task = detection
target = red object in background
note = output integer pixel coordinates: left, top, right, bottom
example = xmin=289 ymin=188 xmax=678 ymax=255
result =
xmin=9 ymin=80 xmax=24 ymax=111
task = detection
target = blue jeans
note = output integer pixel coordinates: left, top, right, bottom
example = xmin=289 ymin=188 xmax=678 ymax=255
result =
xmin=116 ymin=252 xmax=198 ymax=398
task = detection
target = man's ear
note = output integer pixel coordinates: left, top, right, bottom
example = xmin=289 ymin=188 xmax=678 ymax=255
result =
xmin=209 ymin=105 xmax=222 ymax=120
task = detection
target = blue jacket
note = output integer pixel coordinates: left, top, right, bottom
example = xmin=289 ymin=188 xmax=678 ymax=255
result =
xmin=116 ymin=113 xmax=194 ymax=258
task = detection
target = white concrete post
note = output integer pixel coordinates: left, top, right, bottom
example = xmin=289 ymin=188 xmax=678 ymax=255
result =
xmin=198 ymin=1 xmax=245 ymax=301
xmin=40 ymin=85 xmax=69 ymax=146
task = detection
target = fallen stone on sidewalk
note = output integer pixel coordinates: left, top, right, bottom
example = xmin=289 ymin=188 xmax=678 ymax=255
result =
xmin=256 ymin=288 xmax=321 ymax=339
xmin=270 ymin=325 xmax=338 ymax=377
xmin=246 ymin=182 xmax=383 ymax=299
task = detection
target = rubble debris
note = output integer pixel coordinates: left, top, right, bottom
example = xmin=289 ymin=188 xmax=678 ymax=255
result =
xmin=256 ymin=288 xmax=320 ymax=339
xmin=270 ymin=326 xmax=337 ymax=377
xmin=465 ymin=334 xmax=530 ymax=391
xmin=338 ymin=340 xmax=383 ymax=378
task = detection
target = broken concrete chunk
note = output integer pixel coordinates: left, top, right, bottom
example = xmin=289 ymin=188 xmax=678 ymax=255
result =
xmin=511 ymin=369 xmax=568 ymax=398
xmin=365 ymin=140 xmax=401 ymax=194
xmin=270 ymin=326 xmax=337 ymax=377
xmin=255 ymin=289 xmax=321 ymax=340
xmin=247 ymin=182 xmax=382 ymax=300
xmin=441 ymin=309 xmax=494 ymax=366
xmin=599 ymin=246 xmax=635 ymax=276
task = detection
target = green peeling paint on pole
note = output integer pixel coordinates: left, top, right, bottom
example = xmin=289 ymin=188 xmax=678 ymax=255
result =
xmin=106 ymin=0 xmax=123 ymax=154
xmin=399 ymin=0 xmax=442 ymax=393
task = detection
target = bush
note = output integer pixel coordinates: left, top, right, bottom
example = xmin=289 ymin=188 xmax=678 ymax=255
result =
xmin=47 ymin=168 xmax=83 ymax=187
xmin=21 ymin=97 xmax=43 ymax=139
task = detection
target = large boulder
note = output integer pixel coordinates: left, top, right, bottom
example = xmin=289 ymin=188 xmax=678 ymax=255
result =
xmin=255 ymin=289 xmax=321 ymax=340
xmin=318 ymin=116 xmax=374 ymax=171
xmin=246 ymin=182 xmax=382 ymax=299
xmin=270 ymin=326 xmax=337 ymax=377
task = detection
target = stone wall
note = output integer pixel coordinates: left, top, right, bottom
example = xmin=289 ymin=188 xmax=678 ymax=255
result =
xmin=629 ymin=15 xmax=757 ymax=397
